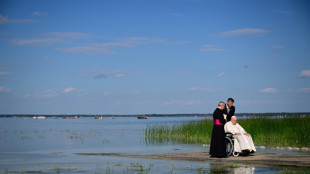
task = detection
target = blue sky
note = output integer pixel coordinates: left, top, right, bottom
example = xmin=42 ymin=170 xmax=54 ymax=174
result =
xmin=0 ymin=0 xmax=309 ymax=114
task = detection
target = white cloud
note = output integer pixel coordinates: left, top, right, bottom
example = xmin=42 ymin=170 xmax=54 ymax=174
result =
xmin=60 ymin=37 xmax=166 ymax=55
xmin=0 ymin=86 xmax=11 ymax=93
xmin=259 ymin=88 xmax=277 ymax=93
xmin=11 ymin=38 xmax=67 ymax=46
xmin=0 ymin=15 xmax=35 ymax=24
xmin=32 ymin=11 xmax=47 ymax=16
xmin=296 ymin=88 xmax=310 ymax=93
xmin=25 ymin=89 xmax=58 ymax=99
xmin=217 ymin=72 xmax=225 ymax=77
xmin=25 ymin=87 xmax=83 ymax=99
xmin=43 ymin=56 xmax=52 ymax=60
xmin=60 ymin=46 xmax=114 ymax=54
xmin=187 ymin=87 xmax=226 ymax=93
xmin=216 ymin=28 xmax=270 ymax=37
xmin=271 ymin=45 xmax=283 ymax=50
xmin=287 ymin=88 xmax=310 ymax=93
xmin=164 ymin=100 xmax=202 ymax=106
xmin=115 ymin=73 xmax=126 ymax=78
xmin=62 ymin=87 xmax=83 ymax=93
xmin=299 ymin=70 xmax=310 ymax=78
xmin=200 ymin=45 xmax=227 ymax=52
xmin=41 ymin=32 xmax=90 ymax=39
xmin=11 ymin=32 xmax=90 ymax=46
xmin=81 ymin=70 xmax=130 ymax=79
xmin=0 ymin=71 xmax=10 ymax=76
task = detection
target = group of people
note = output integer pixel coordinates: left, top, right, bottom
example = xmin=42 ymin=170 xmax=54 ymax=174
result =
xmin=209 ymin=98 xmax=256 ymax=158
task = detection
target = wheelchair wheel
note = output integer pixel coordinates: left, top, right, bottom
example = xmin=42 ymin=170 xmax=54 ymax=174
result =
xmin=233 ymin=151 xmax=239 ymax=157
xmin=225 ymin=136 xmax=233 ymax=156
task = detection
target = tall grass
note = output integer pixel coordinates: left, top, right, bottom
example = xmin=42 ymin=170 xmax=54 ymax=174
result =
xmin=144 ymin=117 xmax=310 ymax=147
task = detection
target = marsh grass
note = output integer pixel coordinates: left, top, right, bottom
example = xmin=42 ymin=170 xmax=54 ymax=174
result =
xmin=144 ymin=117 xmax=310 ymax=148
xmin=280 ymin=168 xmax=310 ymax=174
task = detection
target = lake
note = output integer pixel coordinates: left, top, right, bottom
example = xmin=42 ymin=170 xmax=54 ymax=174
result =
xmin=0 ymin=116 xmax=308 ymax=173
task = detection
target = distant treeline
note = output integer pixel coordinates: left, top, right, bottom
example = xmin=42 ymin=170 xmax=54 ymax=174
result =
xmin=0 ymin=112 xmax=309 ymax=118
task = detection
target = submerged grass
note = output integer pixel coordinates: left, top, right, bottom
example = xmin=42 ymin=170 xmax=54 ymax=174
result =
xmin=144 ymin=117 xmax=310 ymax=148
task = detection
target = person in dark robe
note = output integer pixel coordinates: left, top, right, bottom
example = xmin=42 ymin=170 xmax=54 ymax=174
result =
xmin=209 ymin=101 xmax=227 ymax=157
xmin=224 ymin=98 xmax=235 ymax=122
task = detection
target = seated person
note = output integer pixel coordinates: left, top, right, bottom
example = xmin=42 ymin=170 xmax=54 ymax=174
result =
xmin=224 ymin=116 xmax=256 ymax=153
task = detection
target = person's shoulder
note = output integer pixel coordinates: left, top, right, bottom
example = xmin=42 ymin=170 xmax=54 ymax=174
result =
xmin=214 ymin=108 xmax=220 ymax=112
xmin=227 ymin=121 xmax=233 ymax=125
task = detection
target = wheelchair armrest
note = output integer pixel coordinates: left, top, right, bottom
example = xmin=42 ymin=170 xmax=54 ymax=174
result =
xmin=225 ymin=132 xmax=233 ymax=137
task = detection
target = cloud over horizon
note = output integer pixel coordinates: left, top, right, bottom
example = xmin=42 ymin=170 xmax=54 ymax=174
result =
xmin=25 ymin=87 xmax=84 ymax=99
xmin=32 ymin=11 xmax=47 ymax=16
xmin=0 ymin=71 xmax=10 ymax=76
xmin=80 ymin=70 xmax=130 ymax=79
xmin=299 ymin=70 xmax=310 ymax=78
xmin=271 ymin=45 xmax=283 ymax=50
xmin=259 ymin=88 xmax=278 ymax=93
xmin=216 ymin=28 xmax=270 ymax=37
xmin=10 ymin=32 xmax=91 ymax=46
xmin=200 ymin=45 xmax=227 ymax=52
xmin=0 ymin=86 xmax=11 ymax=93
xmin=0 ymin=15 xmax=36 ymax=24
xmin=217 ymin=72 xmax=225 ymax=77
xmin=60 ymin=37 xmax=166 ymax=55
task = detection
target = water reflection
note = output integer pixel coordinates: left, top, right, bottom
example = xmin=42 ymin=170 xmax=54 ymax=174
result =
xmin=209 ymin=163 xmax=255 ymax=174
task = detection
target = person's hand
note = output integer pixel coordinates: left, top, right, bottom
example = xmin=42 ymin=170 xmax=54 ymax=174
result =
xmin=235 ymin=133 xmax=242 ymax=135
xmin=223 ymin=114 xmax=227 ymax=120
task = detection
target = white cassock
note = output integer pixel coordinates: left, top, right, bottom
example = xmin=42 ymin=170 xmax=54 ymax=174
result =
xmin=224 ymin=121 xmax=256 ymax=153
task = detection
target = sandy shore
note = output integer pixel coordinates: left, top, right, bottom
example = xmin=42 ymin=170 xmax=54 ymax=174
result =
xmin=75 ymin=152 xmax=310 ymax=168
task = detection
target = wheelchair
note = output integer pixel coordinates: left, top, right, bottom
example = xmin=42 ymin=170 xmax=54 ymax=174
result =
xmin=225 ymin=132 xmax=250 ymax=157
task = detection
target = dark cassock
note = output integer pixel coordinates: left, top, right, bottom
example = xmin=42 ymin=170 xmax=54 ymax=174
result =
xmin=209 ymin=108 xmax=227 ymax=157
xmin=224 ymin=105 xmax=235 ymax=122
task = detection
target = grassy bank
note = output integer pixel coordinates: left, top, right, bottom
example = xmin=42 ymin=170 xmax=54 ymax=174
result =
xmin=144 ymin=117 xmax=310 ymax=148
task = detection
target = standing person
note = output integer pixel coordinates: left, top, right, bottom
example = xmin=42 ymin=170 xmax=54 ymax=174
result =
xmin=224 ymin=98 xmax=235 ymax=122
xmin=209 ymin=101 xmax=227 ymax=157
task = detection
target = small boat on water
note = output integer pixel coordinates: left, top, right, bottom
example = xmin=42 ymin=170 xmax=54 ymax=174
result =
xmin=33 ymin=116 xmax=46 ymax=119
xmin=62 ymin=116 xmax=80 ymax=119
xmin=95 ymin=116 xmax=104 ymax=119
xmin=137 ymin=115 xmax=148 ymax=119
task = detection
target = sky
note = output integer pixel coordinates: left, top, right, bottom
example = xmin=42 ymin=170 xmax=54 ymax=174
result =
xmin=0 ymin=0 xmax=309 ymax=115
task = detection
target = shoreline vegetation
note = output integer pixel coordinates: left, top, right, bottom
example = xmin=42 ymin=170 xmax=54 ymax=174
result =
xmin=144 ymin=116 xmax=310 ymax=148
xmin=0 ymin=112 xmax=309 ymax=118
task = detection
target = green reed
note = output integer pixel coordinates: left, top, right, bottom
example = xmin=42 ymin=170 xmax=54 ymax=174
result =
xmin=144 ymin=117 xmax=310 ymax=147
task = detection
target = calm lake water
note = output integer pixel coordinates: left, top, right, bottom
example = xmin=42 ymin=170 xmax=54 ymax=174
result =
xmin=0 ymin=117 xmax=308 ymax=173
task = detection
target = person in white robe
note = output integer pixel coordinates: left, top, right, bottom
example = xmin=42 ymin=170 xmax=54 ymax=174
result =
xmin=224 ymin=116 xmax=256 ymax=153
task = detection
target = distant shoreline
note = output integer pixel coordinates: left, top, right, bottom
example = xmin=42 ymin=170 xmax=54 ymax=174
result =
xmin=0 ymin=112 xmax=309 ymax=118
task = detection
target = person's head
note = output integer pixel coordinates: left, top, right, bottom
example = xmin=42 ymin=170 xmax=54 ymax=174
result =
xmin=231 ymin=116 xmax=237 ymax=125
xmin=218 ymin=101 xmax=225 ymax=110
xmin=227 ymin=98 xmax=234 ymax=107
